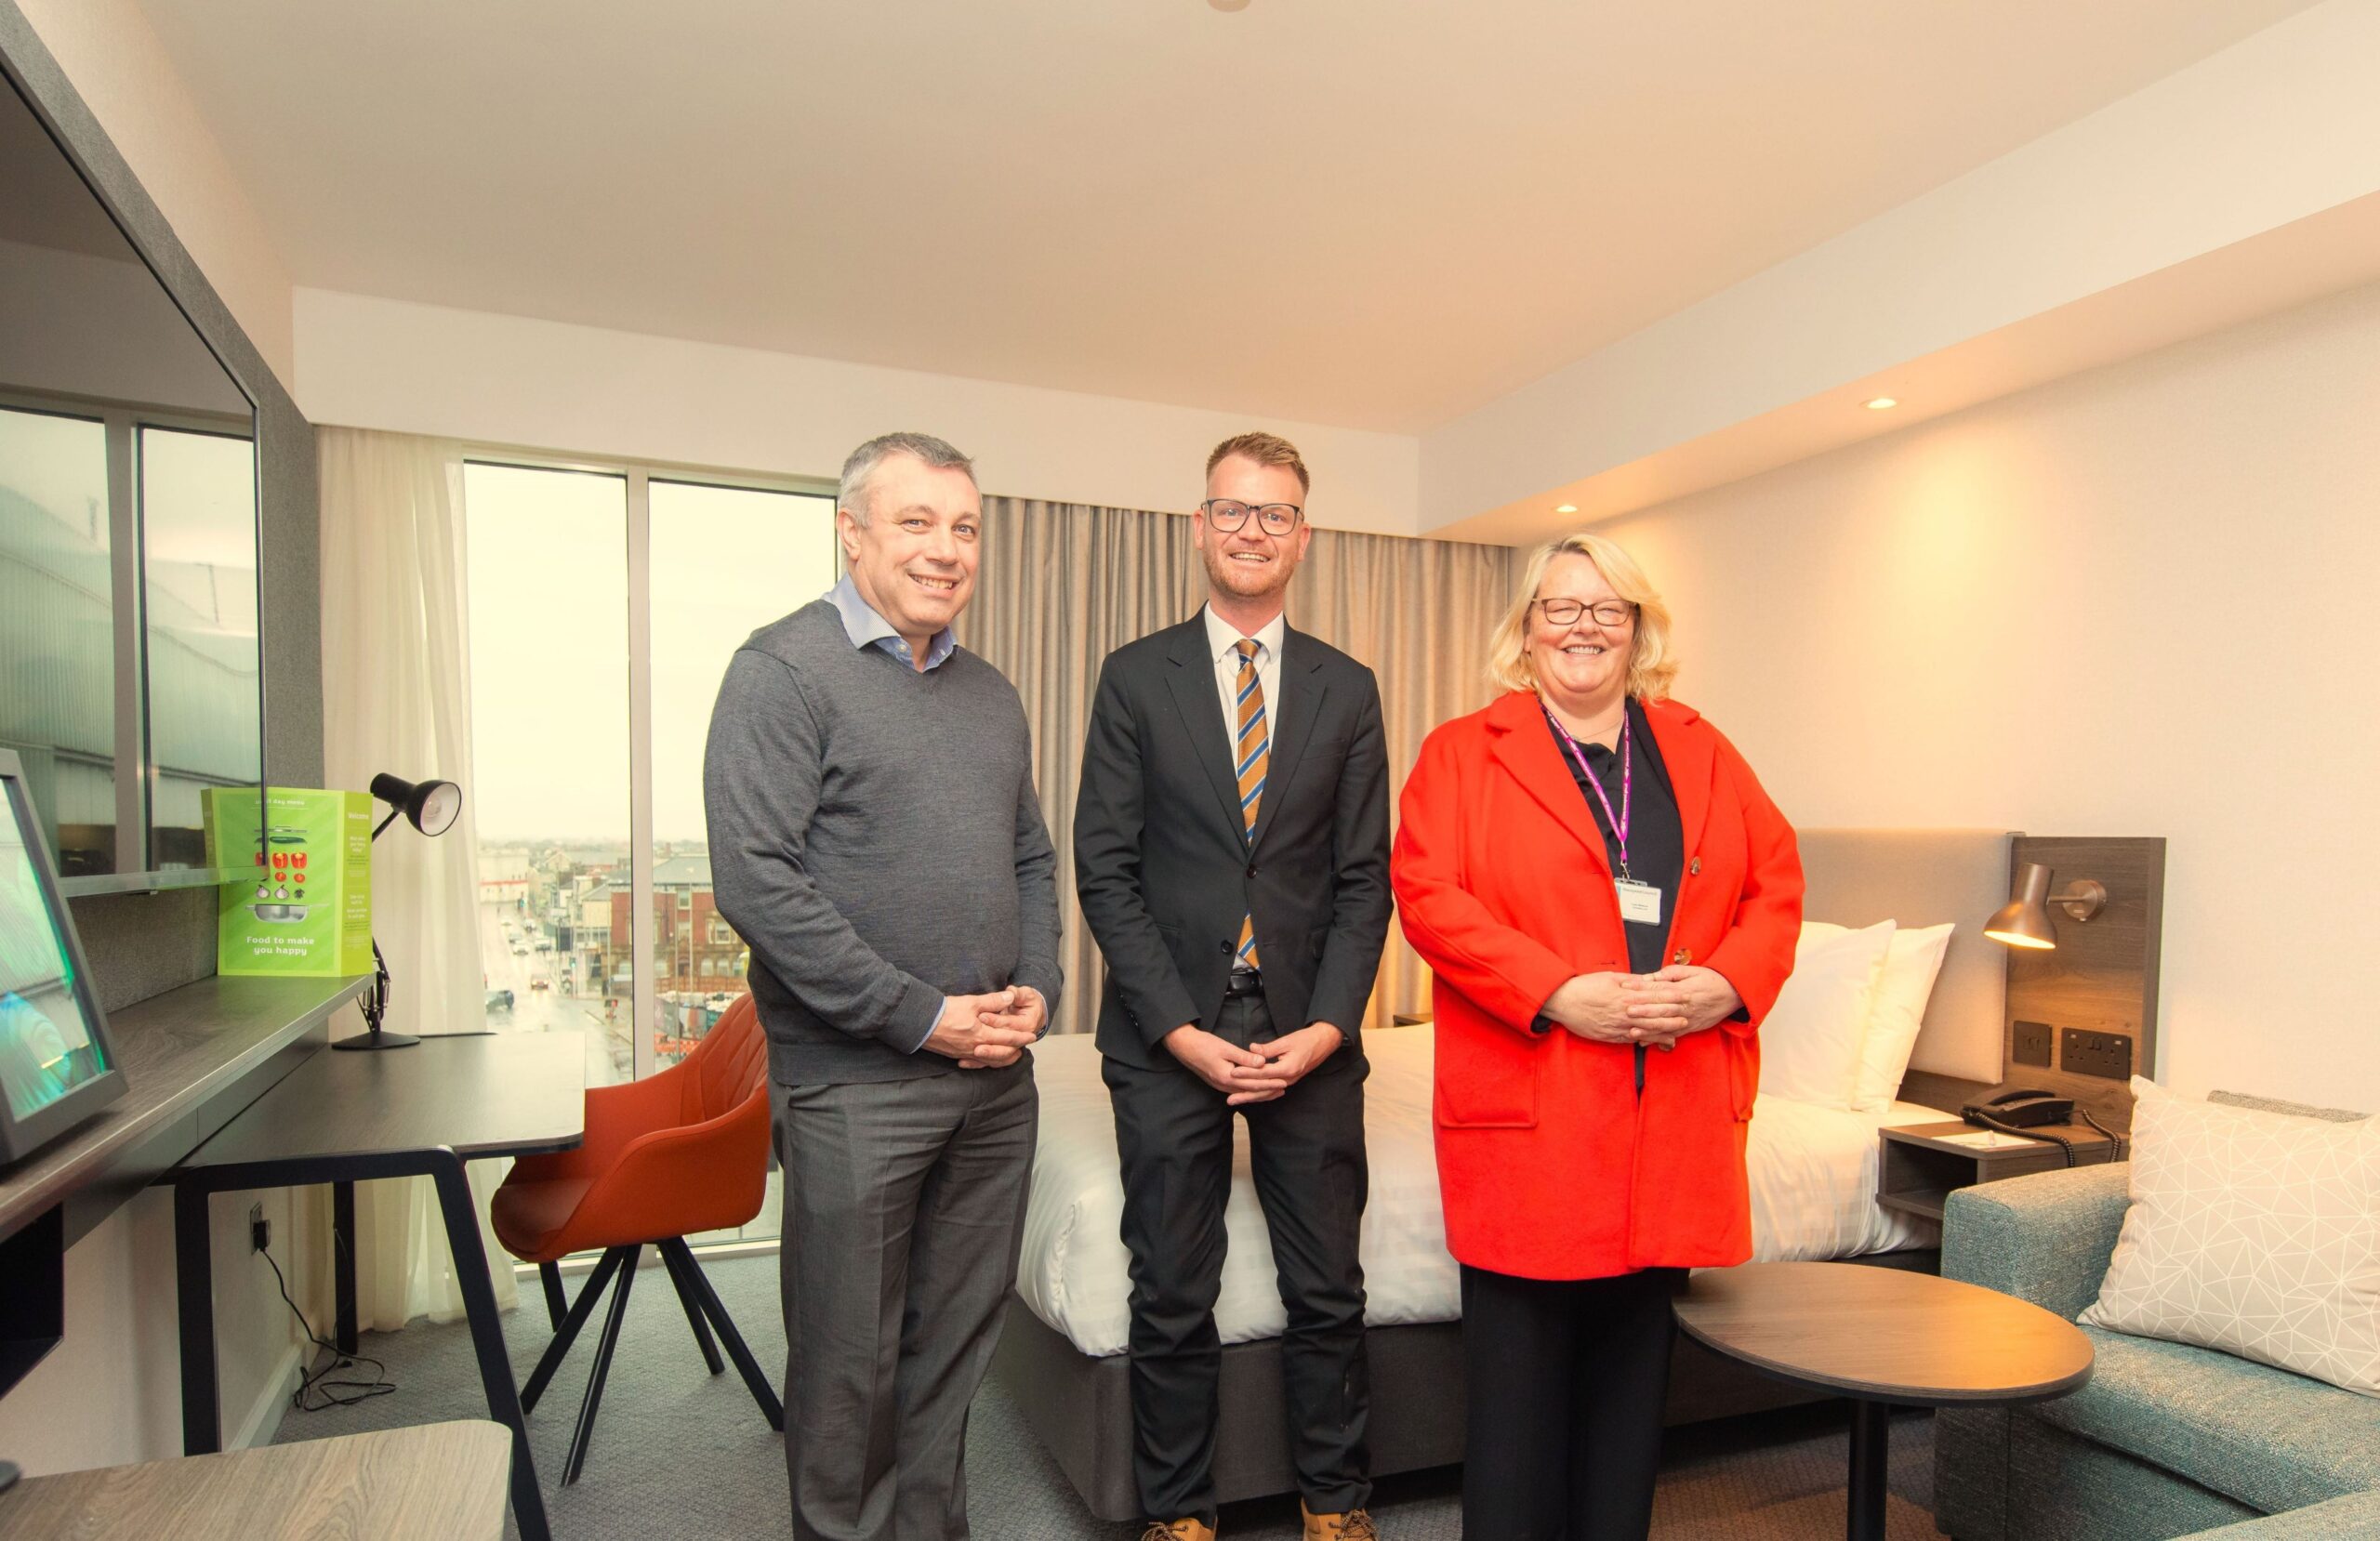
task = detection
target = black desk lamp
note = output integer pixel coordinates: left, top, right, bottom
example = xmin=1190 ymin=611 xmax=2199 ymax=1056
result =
xmin=333 ymin=772 xmax=463 ymax=1052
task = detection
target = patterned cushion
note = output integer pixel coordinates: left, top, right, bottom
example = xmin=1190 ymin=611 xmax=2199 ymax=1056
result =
xmin=2031 ymin=1326 xmax=2380 ymax=1516
xmin=2081 ymin=1077 xmax=2380 ymax=1396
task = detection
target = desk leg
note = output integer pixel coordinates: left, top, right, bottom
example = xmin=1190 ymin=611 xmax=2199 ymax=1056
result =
xmin=429 ymin=1156 xmax=549 ymax=1541
xmin=174 ymin=1180 xmax=220 ymax=1455
xmin=333 ymin=1179 xmax=358 ymax=1355
xmin=1846 ymin=1399 xmax=1888 ymax=1541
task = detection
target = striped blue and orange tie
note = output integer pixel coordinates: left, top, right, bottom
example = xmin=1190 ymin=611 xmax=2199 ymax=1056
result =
xmin=1233 ymin=639 xmax=1268 ymax=970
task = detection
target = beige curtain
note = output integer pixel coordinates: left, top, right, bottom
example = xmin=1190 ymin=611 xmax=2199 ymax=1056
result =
xmin=957 ymin=499 xmax=1516 ymax=1038
xmin=311 ymin=427 xmax=519 ymax=1329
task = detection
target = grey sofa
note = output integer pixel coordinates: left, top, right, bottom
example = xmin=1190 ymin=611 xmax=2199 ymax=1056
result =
xmin=1933 ymin=1093 xmax=2380 ymax=1541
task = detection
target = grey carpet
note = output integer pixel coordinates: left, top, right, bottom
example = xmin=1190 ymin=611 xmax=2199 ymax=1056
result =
xmin=272 ymin=1253 xmax=1938 ymax=1538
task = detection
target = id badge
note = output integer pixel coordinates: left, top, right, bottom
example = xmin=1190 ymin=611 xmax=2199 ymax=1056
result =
xmin=1614 ymin=878 xmax=1663 ymax=925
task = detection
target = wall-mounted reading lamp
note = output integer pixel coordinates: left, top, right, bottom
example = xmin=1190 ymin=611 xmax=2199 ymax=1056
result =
xmin=1984 ymin=862 xmax=2108 ymax=950
xmin=334 ymin=772 xmax=463 ymax=1051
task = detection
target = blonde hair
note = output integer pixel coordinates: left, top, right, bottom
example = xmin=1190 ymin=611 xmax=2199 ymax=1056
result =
xmin=1487 ymin=532 xmax=1678 ymax=701
xmin=1206 ymin=431 xmax=1310 ymax=494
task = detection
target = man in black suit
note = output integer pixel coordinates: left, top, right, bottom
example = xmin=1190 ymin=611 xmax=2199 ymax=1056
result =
xmin=1075 ymin=432 xmax=1394 ymax=1541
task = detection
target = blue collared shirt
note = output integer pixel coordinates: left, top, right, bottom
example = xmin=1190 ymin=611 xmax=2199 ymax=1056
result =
xmin=826 ymin=573 xmax=957 ymax=673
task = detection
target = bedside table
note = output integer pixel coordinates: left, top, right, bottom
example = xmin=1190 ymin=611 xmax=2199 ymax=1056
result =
xmin=1878 ymin=1120 xmax=2122 ymax=1223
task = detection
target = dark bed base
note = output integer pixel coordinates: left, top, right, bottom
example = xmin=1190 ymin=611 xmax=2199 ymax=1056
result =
xmin=991 ymin=1248 xmax=1938 ymax=1522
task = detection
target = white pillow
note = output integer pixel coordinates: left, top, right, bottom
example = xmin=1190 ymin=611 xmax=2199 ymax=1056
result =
xmin=1804 ymin=920 xmax=1955 ymax=1112
xmin=2081 ymin=1077 xmax=2380 ymax=1397
xmin=1757 ymin=920 xmax=1894 ymax=1111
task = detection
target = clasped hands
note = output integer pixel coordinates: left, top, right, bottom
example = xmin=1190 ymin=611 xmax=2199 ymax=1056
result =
xmin=1543 ymin=966 xmax=1740 ymax=1049
xmin=1164 ymin=1021 xmax=1342 ymax=1106
xmin=921 ymin=985 xmax=1047 ymax=1069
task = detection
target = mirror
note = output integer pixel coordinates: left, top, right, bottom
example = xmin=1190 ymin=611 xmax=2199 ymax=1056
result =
xmin=0 ymin=72 xmax=262 ymax=885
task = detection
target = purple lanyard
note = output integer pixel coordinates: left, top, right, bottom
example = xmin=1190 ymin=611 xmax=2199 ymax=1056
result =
xmin=1547 ymin=705 xmax=1633 ymax=879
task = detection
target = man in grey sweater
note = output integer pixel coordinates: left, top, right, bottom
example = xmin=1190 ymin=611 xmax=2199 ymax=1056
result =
xmin=705 ymin=431 xmax=1062 ymax=1541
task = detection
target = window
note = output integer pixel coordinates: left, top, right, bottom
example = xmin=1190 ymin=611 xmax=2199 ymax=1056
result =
xmin=0 ymin=406 xmax=261 ymax=878
xmin=462 ymin=458 xmax=836 ymax=1251
xmin=647 ymin=478 xmax=836 ymax=1073
xmin=0 ymin=409 xmax=114 ymax=874
xmin=462 ymin=464 xmax=629 ymax=1082
xmin=139 ymin=426 xmax=261 ymax=868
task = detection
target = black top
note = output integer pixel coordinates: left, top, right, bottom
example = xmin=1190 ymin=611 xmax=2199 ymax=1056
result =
xmin=1545 ymin=695 xmax=1683 ymax=977
xmin=1072 ymin=616 xmax=1395 ymax=1071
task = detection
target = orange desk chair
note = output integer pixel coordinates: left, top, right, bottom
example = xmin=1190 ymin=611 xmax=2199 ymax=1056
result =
xmin=492 ymin=993 xmax=783 ymax=1483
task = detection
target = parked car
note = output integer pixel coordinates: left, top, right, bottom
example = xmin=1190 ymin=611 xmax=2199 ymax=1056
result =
xmin=535 ymin=941 xmax=553 ymax=952
xmin=512 ymin=944 xmax=528 ymax=955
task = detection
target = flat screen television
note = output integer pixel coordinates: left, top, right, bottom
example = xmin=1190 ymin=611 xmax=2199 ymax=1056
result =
xmin=0 ymin=747 xmax=123 ymax=1165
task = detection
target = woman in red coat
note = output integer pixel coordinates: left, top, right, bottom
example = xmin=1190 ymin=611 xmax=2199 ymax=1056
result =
xmin=1391 ymin=532 xmax=1802 ymax=1541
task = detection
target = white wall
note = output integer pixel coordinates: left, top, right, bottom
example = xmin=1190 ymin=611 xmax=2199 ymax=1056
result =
xmin=18 ymin=0 xmax=296 ymax=389
xmin=0 ymin=1187 xmax=306 ymax=1472
xmin=294 ymin=289 xmax=1424 ymax=535
xmin=1595 ymin=277 xmax=2380 ymax=1110
xmin=1420 ymin=0 xmax=2380 ymax=538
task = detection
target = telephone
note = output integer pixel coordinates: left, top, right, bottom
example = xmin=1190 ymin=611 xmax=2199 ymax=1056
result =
xmin=1959 ymin=1085 xmax=2125 ymax=1167
xmin=1961 ymin=1086 xmax=2075 ymax=1128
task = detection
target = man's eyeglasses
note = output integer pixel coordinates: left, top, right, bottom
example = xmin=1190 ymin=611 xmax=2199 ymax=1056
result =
xmin=1531 ymin=599 xmax=1636 ymax=628
xmin=1200 ymin=499 xmax=1303 ymax=536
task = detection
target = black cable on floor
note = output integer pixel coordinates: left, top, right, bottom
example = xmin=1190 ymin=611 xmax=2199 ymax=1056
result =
xmin=261 ymin=1243 xmax=397 ymax=1412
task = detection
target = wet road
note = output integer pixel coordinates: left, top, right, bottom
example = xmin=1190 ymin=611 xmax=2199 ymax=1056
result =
xmin=477 ymin=898 xmax=628 ymax=1086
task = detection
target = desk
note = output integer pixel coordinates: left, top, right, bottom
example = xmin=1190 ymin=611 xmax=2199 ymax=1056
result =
xmin=1674 ymin=1261 xmax=2092 ymax=1541
xmin=0 ymin=1420 xmax=510 ymax=1538
xmin=169 ymin=1033 xmax=583 ymax=1541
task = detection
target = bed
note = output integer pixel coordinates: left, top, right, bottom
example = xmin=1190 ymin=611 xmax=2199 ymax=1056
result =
xmin=994 ymin=828 xmax=2015 ymax=1521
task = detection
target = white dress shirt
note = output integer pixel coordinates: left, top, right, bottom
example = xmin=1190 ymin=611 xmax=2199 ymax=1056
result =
xmin=1203 ymin=604 xmax=1287 ymax=757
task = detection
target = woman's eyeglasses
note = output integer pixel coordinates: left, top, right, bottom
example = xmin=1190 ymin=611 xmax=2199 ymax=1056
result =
xmin=1531 ymin=599 xmax=1635 ymax=628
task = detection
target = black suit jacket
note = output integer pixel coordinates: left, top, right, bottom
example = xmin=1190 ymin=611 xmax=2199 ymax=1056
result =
xmin=1074 ymin=614 xmax=1394 ymax=1071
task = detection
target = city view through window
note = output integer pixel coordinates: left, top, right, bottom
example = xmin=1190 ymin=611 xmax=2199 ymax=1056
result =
xmin=464 ymin=462 xmax=839 ymax=1246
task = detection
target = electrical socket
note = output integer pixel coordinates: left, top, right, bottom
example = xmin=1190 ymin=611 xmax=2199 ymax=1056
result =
xmin=2061 ymin=1028 xmax=2134 ymax=1082
xmin=249 ymin=1203 xmax=270 ymax=1255
xmin=2013 ymin=1020 xmax=2054 ymax=1068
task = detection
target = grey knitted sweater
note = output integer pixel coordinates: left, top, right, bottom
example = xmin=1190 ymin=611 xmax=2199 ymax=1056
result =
xmin=703 ymin=599 xmax=1063 ymax=1085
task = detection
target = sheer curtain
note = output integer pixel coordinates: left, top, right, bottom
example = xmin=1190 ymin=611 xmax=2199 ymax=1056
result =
xmin=311 ymin=426 xmax=517 ymax=1327
xmin=957 ymin=497 xmax=1516 ymax=1038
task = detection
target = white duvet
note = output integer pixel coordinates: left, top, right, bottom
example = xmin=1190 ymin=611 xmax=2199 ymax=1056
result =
xmin=1016 ymin=1025 xmax=1942 ymax=1358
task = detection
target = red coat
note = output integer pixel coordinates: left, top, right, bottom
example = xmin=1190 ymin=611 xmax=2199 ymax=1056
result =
xmin=1391 ymin=691 xmax=1803 ymax=1280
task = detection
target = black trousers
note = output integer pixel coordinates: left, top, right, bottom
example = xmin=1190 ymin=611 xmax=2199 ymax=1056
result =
xmin=1103 ymin=993 xmax=1371 ymax=1527
xmin=1460 ymin=1262 xmax=1686 ymax=1541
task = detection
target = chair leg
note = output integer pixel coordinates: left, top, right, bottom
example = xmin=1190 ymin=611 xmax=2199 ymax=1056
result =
xmin=562 ymin=1242 xmax=641 ymax=1486
xmin=521 ymin=1246 xmax=626 ymax=1415
xmin=539 ymin=1262 xmax=567 ymax=1331
xmin=659 ymin=1236 xmax=725 ymax=1376
xmin=660 ymin=1236 xmax=785 ymax=1430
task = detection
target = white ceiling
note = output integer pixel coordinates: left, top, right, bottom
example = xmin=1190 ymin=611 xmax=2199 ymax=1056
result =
xmin=137 ymin=0 xmax=2322 ymax=433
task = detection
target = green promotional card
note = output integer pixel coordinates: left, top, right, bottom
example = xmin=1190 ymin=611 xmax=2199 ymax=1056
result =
xmin=204 ymin=788 xmax=375 ymax=976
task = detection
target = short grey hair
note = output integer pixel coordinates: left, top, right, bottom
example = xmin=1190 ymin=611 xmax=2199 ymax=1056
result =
xmin=838 ymin=432 xmax=976 ymax=522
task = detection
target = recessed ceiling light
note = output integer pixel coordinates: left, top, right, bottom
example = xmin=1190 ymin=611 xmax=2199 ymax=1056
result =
xmin=1866 ymin=397 xmax=1898 ymax=411
xmin=1554 ymin=504 xmax=1579 ymax=514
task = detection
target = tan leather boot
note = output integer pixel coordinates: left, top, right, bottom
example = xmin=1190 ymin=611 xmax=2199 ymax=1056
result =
xmin=1301 ymin=1501 xmax=1379 ymax=1540
xmin=1139 ymin=1521 xmax=1215 ymax=1541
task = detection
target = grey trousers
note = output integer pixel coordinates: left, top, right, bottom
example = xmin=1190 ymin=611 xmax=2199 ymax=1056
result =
xmin=774 ymin=1064 xmax=1038 ymax=1541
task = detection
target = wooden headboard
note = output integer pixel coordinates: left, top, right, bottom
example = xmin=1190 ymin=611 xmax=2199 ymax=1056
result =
xmin=1796 ymin=828 xmax=2011 ymax=1092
